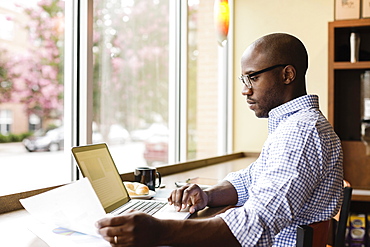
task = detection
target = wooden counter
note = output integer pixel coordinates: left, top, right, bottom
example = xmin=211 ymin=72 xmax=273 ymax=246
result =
xmin=0 ymin=155 xmax=256 ymax=247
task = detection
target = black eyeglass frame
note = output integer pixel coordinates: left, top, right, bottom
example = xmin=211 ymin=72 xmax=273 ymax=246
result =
xmin=239 ymin=64 xmax=289 ymax=88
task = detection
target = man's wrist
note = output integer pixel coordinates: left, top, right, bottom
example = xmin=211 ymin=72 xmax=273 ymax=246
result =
xmin=155 ymin=217 xmax=240 ymax=247
xmin=204 ymin=189 xmax=212 ymax=206
xmin=155 ymin=219 xmax=176 ymax=245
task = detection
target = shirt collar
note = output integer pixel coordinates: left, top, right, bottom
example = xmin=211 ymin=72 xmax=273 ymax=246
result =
xmin=268 ymin=95 xmax=320 ymax=133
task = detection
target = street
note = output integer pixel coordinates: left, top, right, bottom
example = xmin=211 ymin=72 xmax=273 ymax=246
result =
xmin=0 ymin=142 xmax=148 ymax=196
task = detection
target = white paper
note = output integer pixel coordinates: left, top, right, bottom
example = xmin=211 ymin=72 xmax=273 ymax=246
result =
xmin=26 ymin=220 xmax=110 ymax=247
xmin=20 ymin=177 xmax=107 ymax=237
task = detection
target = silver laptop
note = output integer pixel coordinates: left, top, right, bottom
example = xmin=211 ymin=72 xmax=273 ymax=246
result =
xmin=71 ymin=143 xmax=190 ymax=220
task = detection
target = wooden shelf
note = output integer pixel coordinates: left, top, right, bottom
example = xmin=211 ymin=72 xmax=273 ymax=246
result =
xmin=351 ymin=189 xmax=370 ymax=202
xmin=329 ymin=19 xmax=370 ymax=28
xmin=332 ymin=61 xmax=370 ymax=69
xmin=329 ymin=20 xmax=370 ymax=194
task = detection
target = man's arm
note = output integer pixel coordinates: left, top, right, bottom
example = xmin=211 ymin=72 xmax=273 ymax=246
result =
xmin=159 ymin=215 xmax=241 ymax=247
xmin=168 ymin=180 xmax=238 ymax=213
xmin=96 ymin=211 xmax=241 ymax=247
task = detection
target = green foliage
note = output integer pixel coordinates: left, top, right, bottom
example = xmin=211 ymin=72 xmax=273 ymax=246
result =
xmin=0 ymin=132 xmax=33 ymax=143
xmin=40 ymin=0 xmax=61 ymax=16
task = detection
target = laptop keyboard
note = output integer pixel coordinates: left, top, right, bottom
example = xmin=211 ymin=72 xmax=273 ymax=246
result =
xmin=112 ymin=200 xmax=167 ymax=216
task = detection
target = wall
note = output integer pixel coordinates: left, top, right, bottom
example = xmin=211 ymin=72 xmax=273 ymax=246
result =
xmin=0 ymin=103 xmax=28 ymax=134
xmin=233 ymin=0 xmax=334 ymax=152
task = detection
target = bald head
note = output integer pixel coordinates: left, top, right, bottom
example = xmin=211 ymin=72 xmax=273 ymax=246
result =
xmin=244 ymin=33 xmax=308 ymax=78
xmin=240 ymin=33 xmax=309 ymax=116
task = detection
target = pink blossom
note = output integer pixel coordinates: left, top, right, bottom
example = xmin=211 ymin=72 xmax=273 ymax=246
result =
xmin=41 ymin=65 xmax=57 ymax=80
xmin=1 ymin=0 xmax=64 ymax=120
xmin=38 ymin=0 xmax=53 ymax=8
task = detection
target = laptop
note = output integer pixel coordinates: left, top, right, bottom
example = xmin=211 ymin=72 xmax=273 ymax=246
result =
xmin=71 ymin=143 xmax=190 ymax=220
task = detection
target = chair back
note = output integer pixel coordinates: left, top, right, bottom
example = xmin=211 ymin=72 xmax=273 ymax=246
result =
xmin=334 ymin=186 xmax=352 ymax=247
xmin=296 ymin=180 xmax=352 ymax=247
xmin=297 ymin=220 xmax=330 ymax=247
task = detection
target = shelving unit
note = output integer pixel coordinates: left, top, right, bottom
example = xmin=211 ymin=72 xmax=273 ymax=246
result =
xmin=328 ymin=19 xmax=370 ymax=212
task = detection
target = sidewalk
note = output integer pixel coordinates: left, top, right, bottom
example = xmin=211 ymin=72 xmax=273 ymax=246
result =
xmin=0 ymin=142 xmax=26 ymax=156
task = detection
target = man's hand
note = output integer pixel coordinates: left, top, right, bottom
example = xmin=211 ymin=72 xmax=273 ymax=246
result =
xmin=96 ymin=211 xmax=161 ymax=247
xmin=168 ymin=184 xmax=209 ymax=214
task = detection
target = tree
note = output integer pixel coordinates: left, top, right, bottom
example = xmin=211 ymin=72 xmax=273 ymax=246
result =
xmin=93 ymin=0 xmax=169 ymax=132
xmin=0 ymin=49 xmax=12 ymax=103
xmin=2 ymin=0 xmax=64 ymax=126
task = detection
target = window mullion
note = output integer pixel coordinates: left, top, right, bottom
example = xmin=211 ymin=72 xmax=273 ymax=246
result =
xmin=77 ymin=0 xmax=94 ymax=147
xmin=226 ymin=0 xmax=234 ymax=154
xmin=64 ymin=0 xmax=79 ymax=181
xmin=179 ymin=0 xmax=189 ymax=162
xmin=169 ymin=0 xmax=188 ymax=164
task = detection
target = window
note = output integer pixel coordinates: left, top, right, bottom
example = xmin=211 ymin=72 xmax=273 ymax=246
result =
xmin=92 ymin=0 xmax=171 ymax=172
xmin=0 ymin=109 xmax=12 ymax=134
xmin=0 ymin=0 xmax=232 ymax=197
xmin=187 ymin=0 xmax=221 ymax=160
xmin=92 ymin=0 xmax=231 ymax=173
xmin=0 ymin=0 xmax=69 ymax=196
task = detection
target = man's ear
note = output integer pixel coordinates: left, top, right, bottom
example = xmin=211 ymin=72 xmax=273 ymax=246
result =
xmin=283 ymin=65 xmax=296 ymax=84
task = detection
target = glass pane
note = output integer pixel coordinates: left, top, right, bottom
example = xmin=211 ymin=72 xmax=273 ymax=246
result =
xmin=93 ymin=0 xmax=170 ymax=173
xmin=187 ymin=0 xmax=219 ymax=160
xmin=0 ymin=0 xmax=68 ymax=196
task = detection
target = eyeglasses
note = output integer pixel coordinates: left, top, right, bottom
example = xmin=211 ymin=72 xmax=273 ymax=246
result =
xmin=238 ymin=64 xmax=289 ymax=88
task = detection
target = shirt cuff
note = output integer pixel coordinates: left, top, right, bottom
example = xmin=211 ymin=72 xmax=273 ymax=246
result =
xmin=224 ymin=172 xmax=249 ymax=206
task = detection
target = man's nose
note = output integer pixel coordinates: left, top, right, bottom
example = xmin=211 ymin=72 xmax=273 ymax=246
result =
xmin=241 ymin=86 xmax=252 ymax=96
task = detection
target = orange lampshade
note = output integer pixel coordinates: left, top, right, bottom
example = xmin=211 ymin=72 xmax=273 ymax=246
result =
xmin=214 ymin=0 xmax=229 ymax=46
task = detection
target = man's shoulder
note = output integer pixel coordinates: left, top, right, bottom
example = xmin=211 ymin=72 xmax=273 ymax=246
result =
xmin=280 ymin=107 xmax=321 ymax=130
xmin=292 ymin=107 xmax=320 ymax=121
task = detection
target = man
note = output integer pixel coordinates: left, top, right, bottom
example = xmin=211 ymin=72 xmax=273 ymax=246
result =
xmin=96 ymin=33 xmax=343 ymax=246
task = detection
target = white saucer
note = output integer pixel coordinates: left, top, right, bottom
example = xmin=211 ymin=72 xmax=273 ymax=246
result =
xmin=130 ymin=190 xmax=156 ymax=199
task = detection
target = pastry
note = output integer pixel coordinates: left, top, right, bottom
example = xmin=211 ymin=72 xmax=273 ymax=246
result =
xmin=124 ymin=182 xmax=149 ymax=196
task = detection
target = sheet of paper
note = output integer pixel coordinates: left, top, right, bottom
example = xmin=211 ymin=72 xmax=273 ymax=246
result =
xmin=26 ymin=220 xmax=110 ymax=247
xmin=20 ymin=177 xmax=107 ymax=237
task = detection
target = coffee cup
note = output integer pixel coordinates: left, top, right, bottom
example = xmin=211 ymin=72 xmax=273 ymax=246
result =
xmin=134 ymin=167 xmax=161 ymax=191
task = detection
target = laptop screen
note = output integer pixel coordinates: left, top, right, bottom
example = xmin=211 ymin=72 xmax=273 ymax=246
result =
xmin=72 ymin=143 xmax=130 ymax=213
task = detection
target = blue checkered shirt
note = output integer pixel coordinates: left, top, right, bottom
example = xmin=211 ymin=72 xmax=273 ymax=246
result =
xmin=218 ymin=95 xmax=343 ymax=246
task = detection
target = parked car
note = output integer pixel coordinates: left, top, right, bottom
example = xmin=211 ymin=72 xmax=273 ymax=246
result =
xmin=131 ymin=123 xmax=168 ymax=142
xmin=23 ymin=126 xmax=64 ymax=152
xmin=143 ymin=133 xmax=168 ymax=165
